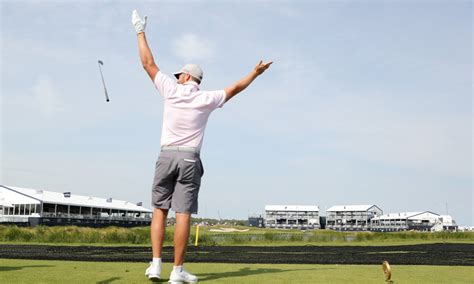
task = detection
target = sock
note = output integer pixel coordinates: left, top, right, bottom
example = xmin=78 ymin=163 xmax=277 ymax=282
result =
xmin=173 ymin=265 xmax=183 ymax=272
xmin=152 ymin=257 xmax=161 ymax=265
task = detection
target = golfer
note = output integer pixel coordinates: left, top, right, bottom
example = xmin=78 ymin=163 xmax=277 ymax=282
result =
xmin=132 ymin=10 xmax=272 ymax=283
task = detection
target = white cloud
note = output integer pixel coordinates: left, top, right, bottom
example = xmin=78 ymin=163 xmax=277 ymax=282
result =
xmin=31 ymin=76 xmax=64 ymax=117
xmin=172 ymin=33 xmax=215 ymax=62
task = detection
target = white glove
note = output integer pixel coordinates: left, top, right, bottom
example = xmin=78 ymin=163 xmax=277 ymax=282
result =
xmin=132 ymin=9 xmax=147 ymax=34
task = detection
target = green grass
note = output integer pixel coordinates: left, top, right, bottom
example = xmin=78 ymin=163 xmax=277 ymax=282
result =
xmin=1 ymin=225 xmax=473 ymax=246
xmin=0 ymin=258 xmax=473 ymax=283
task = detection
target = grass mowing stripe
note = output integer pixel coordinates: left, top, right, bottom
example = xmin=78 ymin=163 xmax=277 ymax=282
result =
xmin=0 ymin=258 xmax=473 ymax=283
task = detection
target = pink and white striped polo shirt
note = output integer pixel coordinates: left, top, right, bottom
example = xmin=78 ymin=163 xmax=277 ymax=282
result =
xmin=154 ymin=71 xmax=226 ymax=150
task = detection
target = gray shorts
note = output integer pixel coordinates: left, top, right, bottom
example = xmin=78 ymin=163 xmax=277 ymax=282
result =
xmin=151 ymin=150 xmax=204 ymax=214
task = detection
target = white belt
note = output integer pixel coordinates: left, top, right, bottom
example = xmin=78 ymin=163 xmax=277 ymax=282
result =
xmin=161 ymin=146 xmax=199 ymax=154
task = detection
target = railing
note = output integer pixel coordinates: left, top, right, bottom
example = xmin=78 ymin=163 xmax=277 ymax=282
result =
xmin=0 ymin=216 xmax=29 ymax=222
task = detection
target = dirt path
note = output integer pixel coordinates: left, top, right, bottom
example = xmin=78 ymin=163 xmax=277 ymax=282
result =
xmin=1 ymin=243 xmax=472 ymax=266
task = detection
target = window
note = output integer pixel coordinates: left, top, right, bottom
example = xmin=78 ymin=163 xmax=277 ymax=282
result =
xmin=25 ymin=204 xmax=31 ymax=215
xmin=56 ymin=204 xmax=68 ymax=215
xmin=43 ymin=203 xmax=56 ymax=213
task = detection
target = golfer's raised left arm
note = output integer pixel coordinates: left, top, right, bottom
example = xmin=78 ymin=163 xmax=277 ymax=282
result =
xmin=224 ymin=60 xmax=272 ymax=102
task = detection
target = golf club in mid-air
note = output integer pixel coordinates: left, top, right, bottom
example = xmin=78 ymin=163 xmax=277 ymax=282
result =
xmin=97 ymin=60 xmax=110 ymax=102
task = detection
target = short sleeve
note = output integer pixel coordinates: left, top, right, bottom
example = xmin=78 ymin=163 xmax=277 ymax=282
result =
xmin=154 ymin=71 xmax=178 ymax=99
xmin=202 ymin=90 xmax=226 ymax=109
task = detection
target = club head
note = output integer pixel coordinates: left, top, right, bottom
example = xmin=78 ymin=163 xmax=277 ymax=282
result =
xmin=382 ymin=260 xmax=391 ymax=281
xmin=98 ymin=60 xmax=104 ymax=65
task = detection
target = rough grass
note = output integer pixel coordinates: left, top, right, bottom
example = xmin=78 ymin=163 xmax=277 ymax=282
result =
xmin=0 ymin=225 xmax=473 ymax=246
xmin=0 ymin=225 xmax=155 ymax=245
xmin=0 ymin=258 xmax=473 ymax=283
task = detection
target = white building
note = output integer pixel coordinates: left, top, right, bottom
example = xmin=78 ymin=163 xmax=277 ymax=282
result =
xmin=431 ymin=215 xmax=458 ymax=232
xmin=371 ymin=211 xmax=458 ymax=232
xmin=0 ymin=185 xmax=152 ymax=227
xmin=326 ymin=205 xmax=383 ymax=231
xmin=265 ymin=205 xmax=320 ymax=229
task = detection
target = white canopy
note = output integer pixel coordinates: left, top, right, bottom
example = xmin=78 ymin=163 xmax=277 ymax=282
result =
xmin=372 ymin=211 xmax=440 ymax=221
xmin=1 ymin=185 xmax=151 ymax=213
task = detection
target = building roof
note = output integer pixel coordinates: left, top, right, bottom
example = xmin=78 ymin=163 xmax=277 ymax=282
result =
xmin=1 ymin=185 xmax=152 ymax=213
xmin=265 ymin=205 xmax=319 ymax=211
xmin=326 ymin=205 xmax=381 ymax=212
xmin=0 ymin=200 xmax=14 ymax=207
xmin=372 ymin=211 xmax=440 ymax=220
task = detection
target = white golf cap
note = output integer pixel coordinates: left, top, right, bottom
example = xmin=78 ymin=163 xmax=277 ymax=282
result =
xmin=173 ymin=64 xmax=203 ymax=83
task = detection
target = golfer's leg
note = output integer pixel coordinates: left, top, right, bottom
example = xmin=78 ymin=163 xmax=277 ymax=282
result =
xmin=173 ymin=212 xmax=191 ymax=266
xmin=151 ymin=208 xmax=169 ymax=258
xmin=150 ymin=152 xmax=176 ymax=258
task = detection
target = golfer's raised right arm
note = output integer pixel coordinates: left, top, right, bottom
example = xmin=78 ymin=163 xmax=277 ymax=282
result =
xmin=137 ymin=33 xmax=159 ymax=81
xmin=132 ymin=10 xmax=159 ymax=81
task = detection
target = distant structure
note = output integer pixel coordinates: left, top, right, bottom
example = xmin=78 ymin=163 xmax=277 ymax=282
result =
xmin=265 ymin=205 xmax=320 ymax=229
xmin=434 ymin=215 xmax=459 ymax=232
xmin=248 ymin=214 xmax=264 ymax=228
xmin=319 ymin=216 xmax=327 ymax=229
xmin=370 ymin=211 xmax=458 ymax=232
xmin=326 ymin=205 xmax=383 ymax=231
xmin=258 ymin=203 xmax=459 ymax=232
xmin=0 ymin=185 xmax=152 ymax=227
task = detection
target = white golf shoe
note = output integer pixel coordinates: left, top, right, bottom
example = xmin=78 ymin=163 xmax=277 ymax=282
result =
xmin=145 ymin=261 xmax=162 ymax=280
xmin=168 ymin=267 xmax=198 ymax=283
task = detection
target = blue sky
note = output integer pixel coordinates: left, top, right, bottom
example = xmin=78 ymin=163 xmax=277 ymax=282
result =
xmin=1 ymin=0 xmax=472 ymax=225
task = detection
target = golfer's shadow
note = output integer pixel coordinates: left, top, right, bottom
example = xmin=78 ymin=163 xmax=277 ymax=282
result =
xmin=197 ymin=266 xmax=332 ymax=281
xmin=96 ymin=277 xmax=121 ymax=284
xmin=0 ymin=265 xmax=54 ymax=272
xmin=149 ymin=278 xmax=168 ymax=283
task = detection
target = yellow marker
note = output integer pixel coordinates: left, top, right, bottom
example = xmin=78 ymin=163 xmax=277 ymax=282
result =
xmin=194 ymin=225 xmax=200 ymax=246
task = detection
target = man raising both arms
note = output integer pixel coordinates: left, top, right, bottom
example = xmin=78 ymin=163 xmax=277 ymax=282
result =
xmin=132 ymin=10 xmax=272 ymax=283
